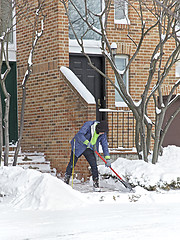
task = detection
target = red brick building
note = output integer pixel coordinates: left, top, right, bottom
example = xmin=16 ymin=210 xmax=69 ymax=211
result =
xmin=15 ymin=0 xmax=180 ymax=178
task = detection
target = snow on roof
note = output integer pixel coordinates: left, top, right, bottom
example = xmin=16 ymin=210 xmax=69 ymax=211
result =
xmin=60 ymin=66 xmax=96 ymax=104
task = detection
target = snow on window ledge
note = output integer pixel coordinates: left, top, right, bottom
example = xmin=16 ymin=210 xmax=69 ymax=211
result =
xmin=115 ymin=101 xmax=128 ymax=107
xmin=114 ymin=18 xmax=130 ymax=25
xmin=60 ymin=66 xmax=96 ymax=105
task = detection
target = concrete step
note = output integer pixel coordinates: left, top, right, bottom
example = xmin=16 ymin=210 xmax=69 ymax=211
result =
xmin=1 ymin=151 xmax=56 ymax=176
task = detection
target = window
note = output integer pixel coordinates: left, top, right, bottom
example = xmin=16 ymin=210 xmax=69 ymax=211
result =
xmin=176 ymin=61 xmax=180 ymax=77
xmin=176 ymin=11 xmax=180 ymax=36
xmin=0 ymin=0 xmax=13 ymax=43
xmin=69 ymin=0 xmax=102 ymax=41
xmin=115 ymin=55 xmax=129 ymax=107
xmin=0 ymin=0 xmax=16 ymax=61
xmin=114 ymin=0 xmax=129 ymax=24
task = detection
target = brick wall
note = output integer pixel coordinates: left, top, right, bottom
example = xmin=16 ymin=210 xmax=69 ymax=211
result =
xmin=105 ymin=1 xmax=180 ymax=148
xmin=16 ymin=0 xmax=96 ymax=179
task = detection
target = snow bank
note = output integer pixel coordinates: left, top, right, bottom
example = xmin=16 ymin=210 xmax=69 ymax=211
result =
xmin=99 ymin=146 xmax=180 ymax=190
xmin=0 ymin=167 xmax=87 ymax=210
xmin=1 ymin=146 xmax=180 ymax=211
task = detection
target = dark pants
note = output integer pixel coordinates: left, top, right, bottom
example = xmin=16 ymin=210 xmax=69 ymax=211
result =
xmin=65 ymin=148 xmax=98 ymax=180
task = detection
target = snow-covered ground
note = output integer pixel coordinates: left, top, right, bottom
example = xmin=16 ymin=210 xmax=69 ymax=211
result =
xmin=1 ymin=145 xmax=180 ymax=240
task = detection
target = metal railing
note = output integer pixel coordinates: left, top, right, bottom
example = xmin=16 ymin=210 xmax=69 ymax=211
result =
xmin=100 ymin=109 xmax=135 ymax=149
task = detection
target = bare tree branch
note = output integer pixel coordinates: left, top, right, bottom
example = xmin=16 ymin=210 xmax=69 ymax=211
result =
xmin=13 ymin=0 xmax=46 ymax=166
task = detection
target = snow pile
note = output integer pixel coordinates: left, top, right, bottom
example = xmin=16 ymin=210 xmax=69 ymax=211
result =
xmin=0 ymin=145 xmax=180 ymax=211
xmin=60 ymin=66 xmax=96 ymax=104
xmin=0 ymin=167 xmax=87 ymax=210
xmin=99 ymin=145 xmax=180 ymax=190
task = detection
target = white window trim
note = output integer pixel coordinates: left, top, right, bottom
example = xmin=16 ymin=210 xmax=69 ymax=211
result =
xmin=69 ymin=39 xmax=102 ymax=54
xmin=114 ymin=0 xmax=130 ymax=25
xmin=115 ymin=55 xmax=129 ymax=107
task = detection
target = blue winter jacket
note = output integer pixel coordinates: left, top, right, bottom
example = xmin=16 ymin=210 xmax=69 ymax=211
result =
xmin=71 ymin=121 xmax=110 ymax=158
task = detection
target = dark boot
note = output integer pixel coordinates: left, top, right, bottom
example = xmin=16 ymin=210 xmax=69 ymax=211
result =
xmin=64 ymin=174 xmax=70 ymax=184
xmin=93 ymin=178 xmax=100 ymax=192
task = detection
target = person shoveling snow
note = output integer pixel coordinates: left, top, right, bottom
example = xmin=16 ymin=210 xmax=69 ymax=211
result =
xmin=64 ymin=120 xmax=111 ymax=191
xmin=64 ymin=120 xmax=133 ymax=192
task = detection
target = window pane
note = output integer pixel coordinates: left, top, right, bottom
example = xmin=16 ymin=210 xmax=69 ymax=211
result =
xmin=69 ymin=0 xmax=102 ymax=40
xmin=116 ymin=57 xmax=126 ymax=72
xmin=0 ymin=0 xmax=13 ymax=43
xmin=114 ymin=0 xmax=126 ymax=20
xmin=178 ymin=10 xmax=180 ymax=28
xmin=115 ymin=56 xmax=128 ymax=103
xmin=176 ymin=61 xmax=180 ymax=77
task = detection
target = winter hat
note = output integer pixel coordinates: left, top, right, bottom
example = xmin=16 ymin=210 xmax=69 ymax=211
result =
xmin=96 ymin=120 xmax=109 ymax=134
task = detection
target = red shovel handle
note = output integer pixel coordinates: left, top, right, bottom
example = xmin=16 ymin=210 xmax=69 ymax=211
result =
xmin=95 ymin=150 xmax=133 ymax=191
xmin=95 ymin=151 xmax=123 ymax=180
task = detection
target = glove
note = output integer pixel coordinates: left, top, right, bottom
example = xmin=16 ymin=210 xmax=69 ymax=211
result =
xmin=105 ymin=159 xmax=111 ymax=167
xmin=87 ymin=142 xmax=94 ymax=150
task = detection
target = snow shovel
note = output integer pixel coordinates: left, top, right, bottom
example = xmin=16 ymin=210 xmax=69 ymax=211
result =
xmin=95 ymin=150 xmax=134 ymax=192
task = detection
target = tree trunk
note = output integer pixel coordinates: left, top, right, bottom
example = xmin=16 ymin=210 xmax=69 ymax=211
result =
xmin=13 ymin=86 xmax=26 ymax=166
xmin=140 ymin=122 xmax=148 ymax=162
xmin=135 ymin=119 xmax=142 ymax=159
xmin=146 ymin=124 xmax=152 ymax=157
xmin=152 ymin=111 xmax=164 ymax=164
xmin=2 ymin=85 xmax=10 ymax=166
